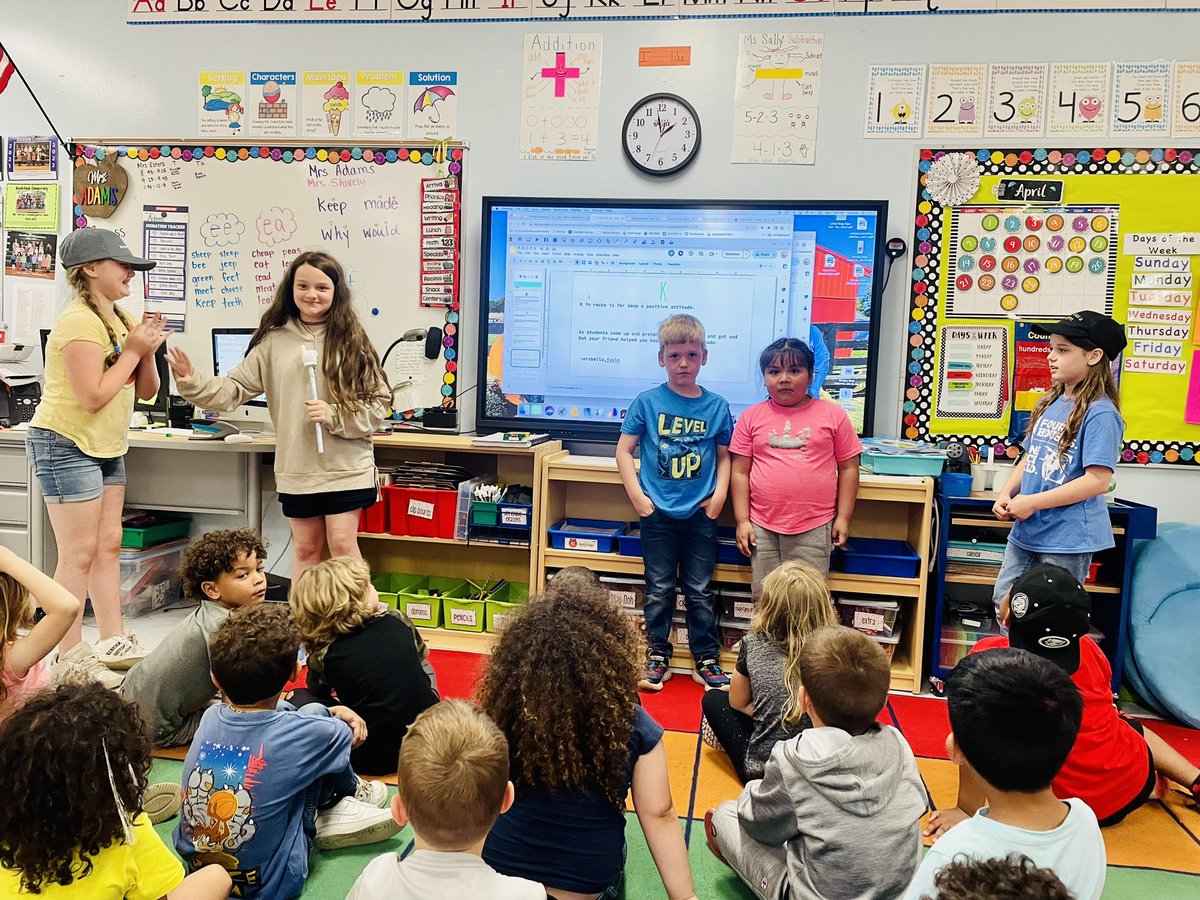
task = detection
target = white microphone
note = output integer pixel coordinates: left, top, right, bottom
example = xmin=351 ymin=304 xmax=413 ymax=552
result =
xmin=301 ymin=347 xmax=325 ymax=455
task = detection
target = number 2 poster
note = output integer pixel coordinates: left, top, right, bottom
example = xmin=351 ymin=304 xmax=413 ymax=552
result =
xmin=924 ymin=64 xmax=986 ymax=139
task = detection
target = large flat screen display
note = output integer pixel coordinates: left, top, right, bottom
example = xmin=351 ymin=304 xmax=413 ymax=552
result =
xmin=477 ymin=198 xmax=887 ymax=440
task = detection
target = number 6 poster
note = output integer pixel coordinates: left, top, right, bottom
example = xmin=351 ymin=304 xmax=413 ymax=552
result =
xmin=924 ymin=64 xmax=986 ymax=139
xmin=1172 ymin=62 xmax=1200 ymax=139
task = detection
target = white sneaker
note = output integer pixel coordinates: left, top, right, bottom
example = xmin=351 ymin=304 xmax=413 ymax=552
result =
xmin=93 ymin=634 xmax=148 ymax=670
xmin=353 ymin=777 xmax=390 ymax=809
xmin=314 ymin=796 xmax=401 ymax=849
xmin=51 ymin=642 xmax=125 ymax=691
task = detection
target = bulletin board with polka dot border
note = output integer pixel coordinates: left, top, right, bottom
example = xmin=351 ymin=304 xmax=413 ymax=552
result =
xmin=68 ymin=140 xmax=465 ymax=419
xmin=910 ymin=145 xmax=1200 ymax=467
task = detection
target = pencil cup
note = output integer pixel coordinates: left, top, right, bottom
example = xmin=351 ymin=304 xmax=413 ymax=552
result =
xmin=971 ymin=466 xmax=988 ymax=492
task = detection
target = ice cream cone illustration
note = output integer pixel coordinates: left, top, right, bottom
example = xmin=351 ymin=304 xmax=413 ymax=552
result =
xmin=323 ymin=81 xmax=350 ymax=136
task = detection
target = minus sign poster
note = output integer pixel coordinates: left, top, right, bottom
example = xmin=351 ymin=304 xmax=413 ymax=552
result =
xmin=935 ymin=325 xmax=1008 ymax=421
xmin=143 ymin=205 xmax=189 ymax=332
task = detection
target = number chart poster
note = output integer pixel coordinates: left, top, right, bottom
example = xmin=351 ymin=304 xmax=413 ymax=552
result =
xmin=909 ymin=146 xmax=1200 ymax=467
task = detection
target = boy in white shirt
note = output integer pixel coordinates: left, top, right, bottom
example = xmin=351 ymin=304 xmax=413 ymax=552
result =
xmin=348 ymin=700 xmax=547 ymax=900
xmin=904 ymin=648 xmax=1105 ymax=900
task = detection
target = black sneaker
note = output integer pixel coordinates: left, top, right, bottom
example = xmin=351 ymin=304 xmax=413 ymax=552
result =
xmin=639 ymin=653 xmax=672 ymax=691
xmin=693 ymin=658 xmax=730 ymax=691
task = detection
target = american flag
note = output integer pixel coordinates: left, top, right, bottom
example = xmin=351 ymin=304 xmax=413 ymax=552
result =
xmin=0 ymin=45 xmax=15 ymax=95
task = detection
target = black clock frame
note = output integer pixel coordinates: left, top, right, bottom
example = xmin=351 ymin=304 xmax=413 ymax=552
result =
xmin=621 ymin=93 xmax=702 ymax=176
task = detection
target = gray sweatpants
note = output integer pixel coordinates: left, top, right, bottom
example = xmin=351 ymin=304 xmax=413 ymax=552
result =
xmin=750 ymin=521 xmax=833 ymax=600
xmin=711 ymin=801 xmax=790 ymax=900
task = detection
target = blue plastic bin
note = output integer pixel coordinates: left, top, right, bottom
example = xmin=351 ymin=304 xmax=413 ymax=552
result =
xmin=835 ymin=537 xmax=920 ymax=578
xmin=717 ymin=526 xmax=752 ymax=565
xmin=547 ymin=518 xmax=626 ymax=553
xmin=939 ymin=472 xmax=974 ymax=497
xmin=617 ymin=524 xmax=643 ymax=557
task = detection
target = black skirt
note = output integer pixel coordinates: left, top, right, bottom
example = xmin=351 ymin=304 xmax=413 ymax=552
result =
xmin=279 ymin=487 xmax=378 ymax=519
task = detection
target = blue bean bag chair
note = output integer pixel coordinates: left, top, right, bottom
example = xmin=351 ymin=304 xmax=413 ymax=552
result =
xmin=1125 ymin=523 xmax=1200 ymax=728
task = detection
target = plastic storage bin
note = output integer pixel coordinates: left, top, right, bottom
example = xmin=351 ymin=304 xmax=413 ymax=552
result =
xmin=873 ymin=630 xmax=901 ymax=663
xmin=617 ymin=524 xmax=643 ymax=557
xmin=442 ymin=594 xmax=488 ymax=632
xmin=371 ymin=572 xmax=423 ymax=611
xmin=720 ymin=615 xmax=750 ymax=652
xmin=120 ymin=538 xmax=188 ymax=617
xmin=837 ymin=597 xmax=901 ymax=637
xmin=547 ymin=518 xmax=626 ymax=553
xmin=861 ymin=449 xmax=945 ymax=476
xmin=470 ymin=500 xmax=499 ymax=526
xmin=359 ymin=500 xmax=387 ymax=534
xmin=946 ymin=540 xmax=1006 ymax=565
xmin=939 ymin=473 xmax=974 ymax=497
xmin=835 ymin=537 xmax=920 ymax=578
xmin=598 ymin=575 xmax=644 ymax=611
xmin=384 ymin=484 xmax=457 ymax=539
xmin=717 ymin=526 xmax=752 ymax=565
xmin=721 ymin=588 xmax=755 ymax=621
xmin=394 ymin=576 xmax=467 ymax=628
xmin=485 ymin=583 xmax=531 ymax=632
xmin=121 ymin=513 xmax=190 ymax=548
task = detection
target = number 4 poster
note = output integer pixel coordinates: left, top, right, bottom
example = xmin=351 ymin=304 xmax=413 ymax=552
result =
xmin=924 ymin=64 xmax=986 ymax=139
xmin=1046 ymin=63 xmax=1110 ymax=139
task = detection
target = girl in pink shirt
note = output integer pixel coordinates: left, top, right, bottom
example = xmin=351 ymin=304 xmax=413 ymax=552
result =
xmin=0 ymin=545 xmax=81 ymax=724
xmin=730 ymin=338 xmax=862 ymax=595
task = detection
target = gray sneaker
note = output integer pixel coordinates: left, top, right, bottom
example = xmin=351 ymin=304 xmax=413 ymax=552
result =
xmin=51 ymin=642 xmax=125 ymax=691
xmin=314 ymin=797 xmax=402 ymax=849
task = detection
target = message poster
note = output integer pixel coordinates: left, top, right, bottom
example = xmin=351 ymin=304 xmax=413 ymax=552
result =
xmin=935 ymin=325 xmax=1009 ymax=422
xmin=864 ymin=64 xmax=925 ymax=139
xmin=1046 ymin=63 xmax=1110 ymax=139
xmin=924 ymin=64 xmax=986 ymax=138
xmin=520 ymin=34 xmax=602 ymax=161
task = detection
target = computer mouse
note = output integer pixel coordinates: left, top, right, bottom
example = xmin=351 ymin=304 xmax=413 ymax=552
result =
xmin=224 ymin=433 xmax=254 ymax=443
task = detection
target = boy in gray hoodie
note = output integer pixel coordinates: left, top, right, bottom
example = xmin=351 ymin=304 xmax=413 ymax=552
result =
xmin=705 ymin=625 xmax=928 ymax=900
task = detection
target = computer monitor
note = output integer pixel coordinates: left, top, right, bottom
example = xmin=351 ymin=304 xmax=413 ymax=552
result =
xmin=134 ymin=343 xmax=171 ymax=424
xmin=210 ymin=327 xmax=273 ymax=429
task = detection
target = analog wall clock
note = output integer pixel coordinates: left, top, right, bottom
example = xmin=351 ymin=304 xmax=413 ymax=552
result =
xmin=622 ymin=93 xmax=701 ymax=176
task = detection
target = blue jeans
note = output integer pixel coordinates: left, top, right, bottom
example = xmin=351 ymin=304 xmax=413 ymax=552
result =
xmin=641 ymin=508 xmax=721 ymax=661
xmin=26 ymin=426 xmax=126 ymax=502
xmin=992 ymin=543 xmax=1093 ymax=626
xmin=276 ymin=701 xmax=358 ymax=842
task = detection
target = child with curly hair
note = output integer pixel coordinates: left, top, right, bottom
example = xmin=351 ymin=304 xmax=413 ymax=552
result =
xmin=478 ymin=582 xmax=697 ymax=900
xmin=0 ymin=681 xmax=231 ymax=898
xmin=700 ymin=561 xmax=838 ymax=783
xmin=120 ymin=529 xmax=268 ymax=747
xmin=288 ymin=557 xmax=438 ymax=775
xmin=0 ymin=545 xmax=80 ymax=724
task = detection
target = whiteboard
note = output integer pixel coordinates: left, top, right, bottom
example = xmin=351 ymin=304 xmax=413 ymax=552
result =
xmin=68 ymin=141 xmax=465 ymax=413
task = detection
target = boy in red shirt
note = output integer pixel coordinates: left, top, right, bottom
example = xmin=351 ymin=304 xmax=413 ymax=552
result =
xmin=927 ymin=564 xmax=1200 ymax=837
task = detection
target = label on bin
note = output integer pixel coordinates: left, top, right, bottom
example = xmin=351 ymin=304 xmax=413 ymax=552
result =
xmin=501 ymin=508 xmax=528 ymax=526
xmin=732 ymin=601 xmax=755 ymax=620
xmin=408 ymin=499 xmax=435 ymax=520
xmin=854 ymin=610 xmax=886 ymax=632
xmin=450 ymin=608 xmax=478 ymax=627
xmin=406 ymin=602 xmax=432 ymax=620
xmin=566 ymin=537 xmax=599 ymax=552
xmin=609 ymin=590 xmax=636 ymax=608
xmin=492 ymin=613 xmax=510 ymax=631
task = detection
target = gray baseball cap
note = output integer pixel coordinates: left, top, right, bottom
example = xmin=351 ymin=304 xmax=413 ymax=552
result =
xmin=60 ymin=228 xmax=156 ymax=271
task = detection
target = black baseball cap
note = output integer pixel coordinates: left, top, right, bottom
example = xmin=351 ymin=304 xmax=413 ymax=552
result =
xmin=1007 ymin=564 xmax=1091 ymax=675
xmin=60 ymin=227 xmax=156 ymax=271
xmin=1029 ymin=310 xmax=1127 ymax=360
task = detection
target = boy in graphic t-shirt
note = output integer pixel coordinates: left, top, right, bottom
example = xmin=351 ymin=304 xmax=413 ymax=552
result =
xmin=617 ymin=314 xmax=733 ymax=693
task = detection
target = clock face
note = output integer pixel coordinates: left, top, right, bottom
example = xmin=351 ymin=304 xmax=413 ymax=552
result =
xmin=622 ymin=93 xmax=701 ymax=176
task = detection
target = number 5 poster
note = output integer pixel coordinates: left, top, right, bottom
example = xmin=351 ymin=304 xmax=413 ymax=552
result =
xmin=1111 ymin=61 xmax=1172 ymax=139
xmin=924 ymin=64 xmax=986 ymax=139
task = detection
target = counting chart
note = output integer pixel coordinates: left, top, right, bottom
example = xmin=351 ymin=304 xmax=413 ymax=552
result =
xmin=944 ymin=205 xmax=1118 ymax=319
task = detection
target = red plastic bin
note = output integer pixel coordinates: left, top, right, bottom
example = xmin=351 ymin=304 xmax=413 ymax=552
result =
xmin=384 ymin=484 xmax=457 ymax=539
xmin=359 ymin=499 xmax=387 ymax=533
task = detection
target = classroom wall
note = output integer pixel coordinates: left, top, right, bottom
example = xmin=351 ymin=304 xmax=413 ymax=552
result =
xmin=3 ymin=2 xmax=1199 ymax=525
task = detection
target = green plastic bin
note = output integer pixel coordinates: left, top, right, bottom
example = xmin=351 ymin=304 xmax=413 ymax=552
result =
xmin=395 ymin=576 xmax=466 ymax=629
xmin=470 ymin=501 xmax=499 ymax=526
xmin=371 ymin=572 xmax=422 ymax=611
xmin=121 ymin=515 xmax=191 ymax=549
xmin=485 ymin=582 xmax=530 ymax=632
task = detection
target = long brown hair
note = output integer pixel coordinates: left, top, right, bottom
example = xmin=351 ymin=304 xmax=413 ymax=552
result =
xmin=251 ymin=251 xmax=389 ymax=414
xmin=66 ymin=265 xmax=135 ymax=365
xmin=1025 ymin=336 xmax=1121 ymax=461
xmin=477 ymin=585 xmax=643 ymax=808
xmin=750 ymin=562 xmax=838 ymax=727
xmin=0 ymin=574 xmax=32 ymax=704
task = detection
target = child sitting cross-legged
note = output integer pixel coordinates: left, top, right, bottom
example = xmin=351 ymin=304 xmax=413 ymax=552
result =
xmin=0 ymin=681 xmax=232 ymax=899
xmin=348 ymin=700 xmax=546 ymax=899
xmin=705 ymin=625 xmax=928 ymax=900
xmin=903 ymin=647 xmax=1105 ymax=900
xmin=925 ymin=564 xmax=1200 ymax=839
xmin=288 ymin=557 xmax=439 ymax=776
xmin=121 ymin=529 xmax=268 ymax=747
xmin=174 ymin=604 xmax=400 ymax=899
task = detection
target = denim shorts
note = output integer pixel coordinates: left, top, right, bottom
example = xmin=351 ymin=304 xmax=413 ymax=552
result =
xmin=26 ymin=427 xmax=126 ymax=503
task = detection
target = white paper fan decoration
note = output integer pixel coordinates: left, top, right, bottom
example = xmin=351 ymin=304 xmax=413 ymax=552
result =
xmin=925 ymin=153 xmax=982 ymax=205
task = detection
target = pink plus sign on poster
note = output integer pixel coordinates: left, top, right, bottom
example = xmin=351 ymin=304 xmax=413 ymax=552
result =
xmin=521 ymin=33 xmax=602 ymax=161
xmin=541 ymin=52 xmax=581 ymax=98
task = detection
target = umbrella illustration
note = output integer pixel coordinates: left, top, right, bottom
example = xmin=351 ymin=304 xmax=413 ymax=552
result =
xmin=413 ymin=86 xmax=454 ymax=124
